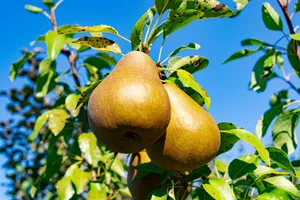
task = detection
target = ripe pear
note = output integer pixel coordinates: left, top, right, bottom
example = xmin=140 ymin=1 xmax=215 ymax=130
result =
xmin=146 ymin=83 xmax=220 ymax=171
xmin=127 ymin=150 xmax=192 ymax=200
xmin=87 ymin=51 xmax=171 ymax=153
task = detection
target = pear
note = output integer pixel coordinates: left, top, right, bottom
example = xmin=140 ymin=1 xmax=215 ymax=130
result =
xmin=87 ymin=51 xmax=171 ymax=153
xmin=127 ymin=150 xmax=192 ymax=200
xmin=146 ymin=83 xmax=220 ymax=171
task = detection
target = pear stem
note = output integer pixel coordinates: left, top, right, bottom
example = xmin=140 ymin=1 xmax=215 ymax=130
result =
xmin=157 ymin=39 xmax=165 ymax=62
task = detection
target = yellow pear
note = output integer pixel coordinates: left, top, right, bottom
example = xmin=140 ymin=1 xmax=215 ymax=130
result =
xmin=146 ymin=83 xmax=220 ymax=171
xmin=127 ymin=150 xmax=192 ymax=200
xmin=87 ymin=51 xmax=171 ymax=153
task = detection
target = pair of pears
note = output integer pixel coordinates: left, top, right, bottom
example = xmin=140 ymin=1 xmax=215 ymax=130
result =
xmin=87 ymin=51 xmax=220 ymax=172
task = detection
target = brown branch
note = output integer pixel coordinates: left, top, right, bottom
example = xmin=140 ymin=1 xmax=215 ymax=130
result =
xmin=277 ymin=0 xmax=300 ymax=61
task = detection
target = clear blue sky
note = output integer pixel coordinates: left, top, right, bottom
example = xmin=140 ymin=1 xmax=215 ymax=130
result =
xmin=0 ymin=0 xmax=299 ymax=198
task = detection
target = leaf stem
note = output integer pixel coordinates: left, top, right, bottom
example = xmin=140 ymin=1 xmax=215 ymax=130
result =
xmin=277 ymin=75 xmax=300 ymax=95
xmin=117 ymin=34 xmax=131 ymax=43
xmin=161 ymin=57 xmax=170 ymax=65
xmin=157 ymin=39 xmax=165 ymax=62
xmin=144 ymin=18 xmax=153 ymax=43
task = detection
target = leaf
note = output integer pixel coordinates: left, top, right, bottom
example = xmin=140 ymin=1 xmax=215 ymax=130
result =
xmin=272 ymin=109 xmax=299 ymax=155
xmin=256 ymin=188 xmax=292 ymax=200
xmin=29 ymin=111 xmax=49 ymax=141
xmin=30 ymin=186 xmax=37 ymax=198
xmin=267 ymin=147 xmax=296 ymax=174
xmin=256 ymin=104 xmax=284 ymax=138
xmin=164 ymin=0 xmax=233 ymax=38
xmin=295 ymin=0 xmax=300 ymax=13
xmin=96 ymin=52 xmax=117 ymax=65
xmin=150 ymin=187 xmax=168 ymax=200
xmin=59 ymin=24 xmax=119 ymax=35
xmin=71 ymin=166 xmax=92 ymax=194
xmin=287 ymin=40 xmax=300 ymax=76
xmin=233 ymin=0 xmax=249 ymax=16
xmin=217 ymin=122 xmax=239 ymax=155
xmin=241 ymin=38 xmax=273 ymax=47
xmin=186 ymin=165 xmax=211 ymax=182
xmin=135 ymin=162 xmax=164 ymax=174
xmin=45 ymin=30 xmax=66 ymax=60
xmin=155 ymin=0 xmax=182 ymax=15
xmin=147 ymin=21 xmax=166 ymax=46
xmin=56 ymin=177 xmax=75 ymax=200
xmin=168 ymin=56 xmax=208 ymax=75
xmin=10 ymin=52 xmax=33 ymax=81
xmin=177 ymin=69 xmax=211 ymax=109
xmin=25 ymin=5 xmax=44 ymax=13
xmin=262 ymin=2 xmax=283 ymax=31
xmin=263 ymin=176 xmax=300 ymax=198
xmin=65 ymin=94 xmax=81 ymax=117
xmin=253 ymin=166 xmax=289 ymax=178
xmin=223 ymin=47 xmax=263 ymax=64
xmin=76 ymin=80 xmax=102 ymax=109
xmin=220 ymin=129 xmax=270 ymax=166
xmin=160 ymin=171 xmax=172 ymax=184
xmin=249 ymin=50 xmax=276 ymax=92
xmin=111 ymin=157 xmax=125 ymax=177
xmin=30 ymin=35 xmax=45 ymax=46
xmin=184 ymin=87 xmax=205 ymax=106
xmin=130 ymin=9 xmax=148 ymax=51
xmin=78 ymin=133 xmax=101 ymax=167
xmin=42 ymin=0 xmax=55 ymax=8
xmin=36 ymin=58 xmax=57 ymax=97
xmin=290 ymin=32 xmax=300 ymax=41
xmin=169 ymin=43 xmax=201 ymax=58
xmin=87 ymin=183 xmax=107 ymax=200
xmin=48 ymin=109 xmax=70 ymax=136
xmin=46 ymin=135 xmax=63 ymax=180
xmin=73 ymin=36 xmax=122 ymax=54
xmin=228 ymin=154 xmax=258 ymax=180
xmin=215 ymin=160 xmax=229 ymax=174
xmin=83 ymin=56 xmax=111 ymax=81
xmin=203 ymin=178 xmax=236 ymax=200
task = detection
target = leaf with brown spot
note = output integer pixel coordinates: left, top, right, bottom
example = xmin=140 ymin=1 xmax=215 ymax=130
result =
xmin=73 ymin=37 xmax=122 ymax=54
xmin=76 ymin=80 xmax=102 ymax=109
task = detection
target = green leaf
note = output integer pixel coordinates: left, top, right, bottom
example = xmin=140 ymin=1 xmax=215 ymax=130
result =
xmin=290 ymin=32 xmax=300 ymax=41
xmin=135 ymin=162 xmax=164 ymax=174
xmin=217 ymin=122 xmax=239 ymax=155
xmin=272 ymin=109 xmax=299 ymax=155
xmin=177 ymin=69 xmax=211 ymax=109
xmin=223 ymin=47 xmax=262 ymax=64
xmin=42 ymin=0 xmax=55 ymax=8
xmin=262 ymin=2 xmax=283 ymax=31
xmin=96 ymin=52 xmax=117 ymax=65
xmin=111 ymin=157 xmax=125 ymax=177
xmin=228 ymin=154 xmax=258 ymax=180
xmin=295 ymin=0 xmax=300 ymax=13
xmin=256 ymin=104 xmax=284 ymax=138
xmin=256 ymin=188 xmax=292 ymax=200
xmin=56 ymin=177 xmax=75 ymax=200
xmin=130 ymin=9 xmax=148 ymax=51
xmin=29 ymin=111 xmax=49 ymax=141
xmin=48 ymin=109 xmax=70 ymax=136
xmin=150 ymin=187 xmax=168 ymax=200
xmin=30 ymin=35 xmax=45 ymax=46
xmin=45 ymin=30 xmax=66 ymax=60
xmin=267 ymin=147 xmax=296 ymax=175
xmin=287 ymin=40 xmax=300 ymax=76
xmin=168 ymin=56 xmax=208 ymax=75
xmin=76 ymin=80 xmax=102 ymax=109
xmin=233 ymin=0 xmax=249 ymax=16
xmin=87 ymin=183 xmax=107 ymax=200
xmin=164 ymin=0 xmax=233 ymax=38
xmin=73 ymin=36 xmax=122 ymax=54
xmin=186 ymin=165 xmax=212 ymax=182
xmin=169 ymin=43 xmax=201 ymax=58
xmin=253 ymin=166 xmax=289 ymax=178
xmin=220 ymin=129 xmax=270 ymax=166
xmin=215 ymin=160 xmax=229 ymax=174
xmin=160 ymin=171 xmax=172 ymax=185
xmin=83 ymin=56 xmax=111 ymax=82
xmin=36 ymin=58 xmax=57 ymax=97
xmin=203 ymin=178 xmax=236 ymax=200
xmin=59 ymin=24 xmax=118 ymax=35
xmin=71 ymin=166 xmax=92 ymax=194
xmin=46 ymin=135 xmax=63 ymax=180
xmin=184 ymin=87 xmax=205 ymax=106
xmin=241 ymin=38 xmax=273 ymax=47
xmin=30 ymin=186 xmax=37 ymax=198
xmin=25 ymin=5 xmax=44 ymax=13
xmin=147 ymin=21 xmax=166 ymax=46
xmin=10 ymin=52 xmax=33 ymax=81
xmin=263 ymin=176 xmax=300 ymax=198
xmin=249 ymin=50 xmax=276 ymax=92
xmin=78 ymin=133 xmax=101 ymax=167
xmin=65 ymin=94 xmax=81 ymax=117
xmin=155 ymin=0 xmax=182 ymax=15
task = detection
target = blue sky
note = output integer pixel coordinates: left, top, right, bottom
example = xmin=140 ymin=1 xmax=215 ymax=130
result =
xmin=0 ymin=0 xmax=299 ymax=198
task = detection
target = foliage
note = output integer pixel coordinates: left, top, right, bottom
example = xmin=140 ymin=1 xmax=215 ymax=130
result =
xmin=1 ymin=0 xmax=299 ymax=200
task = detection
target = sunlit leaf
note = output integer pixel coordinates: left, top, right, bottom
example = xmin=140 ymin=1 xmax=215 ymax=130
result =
xmin=147 ymin=21 xmax=166 ymax=46
xmin=155 ymin=0 xmax=181 ymax=15
xmin=59 ymin=24 xmax=119 ymax=35
xmin=36 ymin=58 xmax=57 ymax=97
xmin=25 ymin=5 xmax=44 ymax=13
xmin=257 ymin=188 xmax=292 ymax=200
xmin=233 ymin=0 xmax=249 ymax=16
xmin=262 ymin=2 xmax=283 ymax=31
xmin=73 ymin=36 xmax=122 ymax=54
xmin=65 ymin=94 xmax=81 ymax=117
xmin=267 ymin=147 xmax=296 ymax=174
xmin=78 ymin=133 xmax=101 ymax=167
xmin=10 ymin=52 xmax=33 ymax=81
xmin=241 ymin=38 xmax=273 ymax=47
xmin=56 ymin=177 xmax=75 ymax=200
xmin=71 ymin=166 xmax=92 ymax=194
xmin=111 ymin=157 xmax=125 ymax=177
xmin=48 ymin=109 xmax=70 ymax=136
xmin=177 ymin=69 xmax=211 ymax=109
xmin=45 ymin=30 xmax=66 ymax=60
xmin=168 ymin=56 xmax=208 ymax=75
xmin=203 ymin=178 xmax=236 ymax=200
xmin=228 ymin=154 xmax=258 ymax=180
xmin=217 ymin=122 xmax=239 ymax=155
xmin=272 ymin=109 xmax=299 ymax=154
xmin=87 ymin=183 xmax=107 ymax=200
xmin=223 ymin=47 xmax=263 ymax=64
xmin=130 ymin=9 xmax=148 ymax=51
xmin=29 ymin=111 xmax=49 ymax=141
xmin=215 ymin=160 xmax=229 ymax=174
xmin=263 ymin=176 xmax=300 ymax=198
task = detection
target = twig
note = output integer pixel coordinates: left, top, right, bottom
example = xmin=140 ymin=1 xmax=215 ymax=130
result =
xmin=277 ymin=75 xmax=300 ymax=95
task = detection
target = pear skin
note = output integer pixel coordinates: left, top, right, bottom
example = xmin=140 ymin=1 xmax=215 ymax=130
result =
xmin=87 ymin=51 xmax=171 ymax=153
xmin=127 ymin=150 xmax=192 ymax=200
xmin=146 ymin=83 xmax=220 ymax=171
